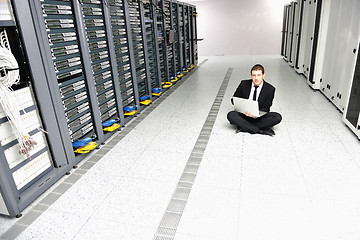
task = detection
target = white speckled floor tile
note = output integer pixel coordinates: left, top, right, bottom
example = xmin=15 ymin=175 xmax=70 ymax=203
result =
xmin=194 ymin=155 xmax=242 ymax=190
xmin=237 ymin=193 xmax=317 ymax=240
xmin=47 ymin=171 xmax=119 ymax=217
xmin=0 ymin=216 xmax=17 ymax=235
xmin=176 ymin=186 xmax=240 ymax=240
xmin=92 ymin=178 xmax=174 ymax=230
xmin=125 ymin=149 xmax=189 ymax=184
xmin=174 ymin=233 xmax=222 ymax=240
xmin=73 ymin=218 xmax=155 ymax=240
xmin=204 ymin=134 xmax=243 ymax=158
xmin=16 ymin=210 xmax=89 ymax=240
xmin=147 ymin=129 xmax=199 ymax=154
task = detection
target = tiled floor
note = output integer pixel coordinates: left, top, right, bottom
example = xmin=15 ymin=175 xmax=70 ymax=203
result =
xmin=1 ymin=55 xmax=360 ymax=240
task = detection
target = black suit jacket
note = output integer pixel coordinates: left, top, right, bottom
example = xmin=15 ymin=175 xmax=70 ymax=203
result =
xmin=232 ymin=79 xmax=275 ymax=112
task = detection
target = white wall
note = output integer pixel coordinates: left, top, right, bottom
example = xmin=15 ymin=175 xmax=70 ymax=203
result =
xmin=184 ymin=0 xmax=290 ymax=56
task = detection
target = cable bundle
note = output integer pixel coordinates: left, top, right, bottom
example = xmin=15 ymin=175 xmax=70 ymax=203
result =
xmin=0 ymin=47 xmax=36 ymax=155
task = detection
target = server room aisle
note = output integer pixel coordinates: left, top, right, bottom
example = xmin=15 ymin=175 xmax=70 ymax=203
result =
xmin=1 ymin=55 xmax=360 ymax=240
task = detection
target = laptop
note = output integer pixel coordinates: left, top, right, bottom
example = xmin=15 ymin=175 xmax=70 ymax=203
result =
xmin=233 ymin=97 xmax=267 ymax=117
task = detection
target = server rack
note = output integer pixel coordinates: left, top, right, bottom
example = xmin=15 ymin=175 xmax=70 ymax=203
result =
xmin=156 ymin=0 xmax=170 ymax=85
xmin=128 ymin=0 xmax=153 ymax=111
xmin=183 ymin=4 xmax=191 ymax=69
xmin=108 ymin=0 xmax=140 ymax=123
xmin=293 ymin=0 xmax=304 ymax=70
xmin=143 ymin=0 xmax=162 ymax=95
xmin=80 ymin=0 xmax=124 ymax=140
xmin=190 ymin=4 xmax=198 ymax=65
xmin=173 ymin=3 xmax=186 ymax=73
xmin=318 ymin=0 xmax=360 ymax=112
xmin=301 ymin=0 xmax=316 ymax=78
xmin=289 ymin=1 xmax=298 ymax=67
xmin=284 ymin=2 xmax=295 ymax=63
xmin=281 ymin=4 xmax=288 ymax=57
xmin=163 ymin=0 xmax=175 ymax=79
xmin=295 ymin=0 xmax=310 ymax=74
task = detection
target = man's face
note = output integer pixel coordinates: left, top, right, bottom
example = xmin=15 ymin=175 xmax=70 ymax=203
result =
xmin=251 ymin=70 xmax=264 ymax=86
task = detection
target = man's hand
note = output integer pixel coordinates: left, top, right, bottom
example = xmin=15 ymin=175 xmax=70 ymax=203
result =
xmin=244 ymin=112 xmax=257 ymax=118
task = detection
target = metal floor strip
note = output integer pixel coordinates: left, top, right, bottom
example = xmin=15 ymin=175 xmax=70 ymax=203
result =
xmin=153 ymin=68 xmax=233 ymax=240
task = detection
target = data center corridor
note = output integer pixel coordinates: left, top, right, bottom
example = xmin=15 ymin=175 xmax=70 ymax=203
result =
xmin=1 ymin=55 xmax=360 ymax=240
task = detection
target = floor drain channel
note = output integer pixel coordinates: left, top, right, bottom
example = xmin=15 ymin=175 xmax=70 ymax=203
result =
xmin=153 ymin=68 xmax=233 ymax=240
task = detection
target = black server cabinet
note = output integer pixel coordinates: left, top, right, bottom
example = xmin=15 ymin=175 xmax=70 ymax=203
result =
xmin=80 ymin=0 xmax=124 ymax=138
xmin=128 ymin=0 xmax=153 ymax=111
xmin=163 ymin=0 xmax=175 ymax=78
xmin=143 ymin=1 xmax=162 ymax=95
xmin=156 ymin=0 xmax=170 ymax=85
xmin=108 ymin=0 xmax=140 ymax=123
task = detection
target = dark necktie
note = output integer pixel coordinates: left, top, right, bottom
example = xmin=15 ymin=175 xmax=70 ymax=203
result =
xmin=253 ymin=86 xmax=259 ymax=101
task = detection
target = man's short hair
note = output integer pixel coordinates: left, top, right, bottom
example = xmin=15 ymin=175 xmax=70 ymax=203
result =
xmin=251 ymin=64 xmax=265 ymax=74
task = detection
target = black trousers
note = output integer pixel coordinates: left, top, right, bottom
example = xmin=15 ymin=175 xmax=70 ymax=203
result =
xmin=227 ymin=111 xmax=282 ymax=134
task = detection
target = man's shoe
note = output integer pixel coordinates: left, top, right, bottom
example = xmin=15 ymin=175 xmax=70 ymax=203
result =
xmin=259 ymin=128 xmax=275 ymax=136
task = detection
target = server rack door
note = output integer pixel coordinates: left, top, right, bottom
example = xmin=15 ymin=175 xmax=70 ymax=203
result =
xmin=158 ymin=0 xmax=170 ymax=84
xmin=308 ymin=0 xmax=331 ymax=90
xmin=282 ymin=5 xmax=289 ymax=60
xmin=110 ymin=0 xmax=140 ymax=123
xmin=296 ymin=0 xmax=310 ymax=74
xmin=184 ymin=4 xmax=191 ymax=68
xmin=302 ymin=0 xmax=316 ymax=78
xmin=318 ymin=0 xmax=340 ymax=99
xmin=102 ymin=0 xmax=125 ymax=127
xmin=281 ymin=5 xmax=287 ymax=56
xmin=307 ymin=0 xmax=323 ymax=86
xmin=128 ymin=0 xmax=152 ymax=112
xmin=172 ymin=1 xmax=182 ymax=75
xmin=163 ymin=0 xmax=175 ymax=78
xmin=189 ymin=6 xmax=197 ymax=66
xmin=344 ymin=39 xmax=360 ymax=139
xmin=320 ymin=0 xmax=360 ymax=112
xmin=143 ymin=0 xmax=162 ymax=94
xmin=290 ymin=1 xmax=299 ymax=66
xmin=331 ymin=0 xmax=360 ymax=111
xmin=294 ymin=0 xmax=305 ymax=70
xmin=285 ymin=3 xmax=295 ymax=63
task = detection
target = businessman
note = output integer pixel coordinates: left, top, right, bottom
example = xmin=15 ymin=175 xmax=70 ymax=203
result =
xmin=227 ymin=64 xmax=282 ymax=136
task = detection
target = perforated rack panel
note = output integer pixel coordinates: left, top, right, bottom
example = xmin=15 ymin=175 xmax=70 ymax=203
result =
xmin=80 ymin=0 xmax=119 ymax=123
xmin=128 ymin=1 xmax=151 ymax=103
xmin=108 ymin=0 xmax=138 ymax=113
xmin=163 ymin=0 xmax=174 ymax=76
xmin=144 ymin=1 xmax=161 ymax=91
xmin=41 ymin=0 xmax=95 ymax=143
xmin=155 ymin=1 xmax=169 ymax=83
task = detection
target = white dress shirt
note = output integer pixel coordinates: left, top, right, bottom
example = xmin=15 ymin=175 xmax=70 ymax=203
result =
xmin=249 ymin=82 xmax=263 ymax=101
